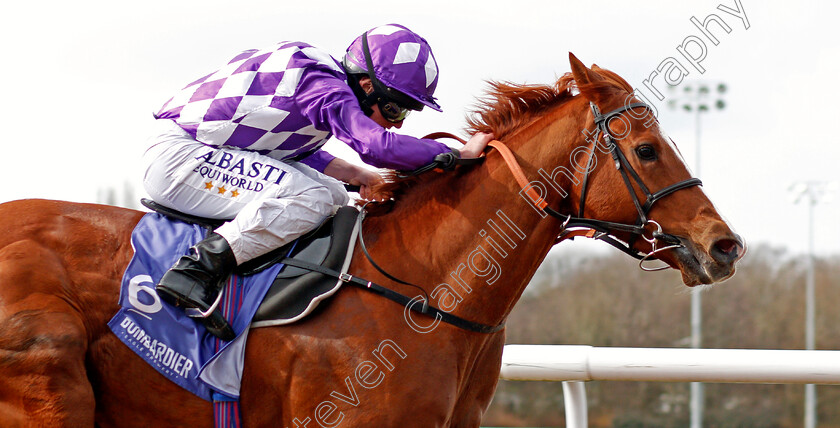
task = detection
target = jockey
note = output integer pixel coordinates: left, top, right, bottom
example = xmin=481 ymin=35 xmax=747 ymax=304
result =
xmin=143 ymin=24 xmax=493 ymax=340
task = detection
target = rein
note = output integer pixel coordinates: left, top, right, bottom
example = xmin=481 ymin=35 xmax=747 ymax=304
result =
xmin=404 ymin=104 xmax=701 ymax=263
xmin=344 ymin=103 xmax=701 ymax=334
xmin=485 ymin=102 xmax=701 ymax=266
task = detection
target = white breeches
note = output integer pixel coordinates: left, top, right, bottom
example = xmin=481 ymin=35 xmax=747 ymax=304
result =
xmin=142 ymin=121 xmax=349 ymax=264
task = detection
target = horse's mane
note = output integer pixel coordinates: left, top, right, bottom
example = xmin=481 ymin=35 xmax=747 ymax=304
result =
xmin=363 ymin=64 xmax=634 ymax=213
xmin=464 ymin=75 xmax=576 ymax=140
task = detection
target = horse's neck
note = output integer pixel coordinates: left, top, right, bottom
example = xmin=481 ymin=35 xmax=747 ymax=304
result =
xmin=366 ymin=103 xmax=586 ymax=327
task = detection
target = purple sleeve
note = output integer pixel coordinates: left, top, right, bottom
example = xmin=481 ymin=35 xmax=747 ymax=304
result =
xmin=294 ymin=69 xmax=451 ymax=170
xmin=298 ymin=149 xmax=336 ymax=173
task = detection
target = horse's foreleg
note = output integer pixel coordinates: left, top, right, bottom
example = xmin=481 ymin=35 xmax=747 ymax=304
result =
xmin=449 ymin=333 xmax=505 ymax=428
xmin=0 ymin=242 xmax=95 ymax=427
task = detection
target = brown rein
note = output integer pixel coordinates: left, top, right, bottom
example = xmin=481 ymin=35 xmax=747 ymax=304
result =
xmin=421 ymin=132 xmax=547 ymax=210
xmin=418 ymin=127 xmax=698 ymax=264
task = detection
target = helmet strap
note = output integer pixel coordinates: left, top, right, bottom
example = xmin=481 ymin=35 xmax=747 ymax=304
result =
xmin=360 ymin=91 xmax=381 ymax=113
xmin=360 ymin=31 xmax=393 ymax=101
xmin=344 ymin=71 xmax=375 ymax=117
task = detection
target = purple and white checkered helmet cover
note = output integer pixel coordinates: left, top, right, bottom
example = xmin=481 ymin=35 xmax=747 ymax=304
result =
xmin=345 ymin=24 xmax=441 ymax=111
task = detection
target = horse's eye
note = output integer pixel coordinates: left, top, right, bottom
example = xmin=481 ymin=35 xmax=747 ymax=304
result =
xmin=635 ymin=144 xmax=657 ymax=161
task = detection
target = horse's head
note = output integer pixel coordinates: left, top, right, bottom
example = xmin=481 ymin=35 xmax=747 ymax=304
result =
xmin=564 ymin=53 xmax=744 ymax=286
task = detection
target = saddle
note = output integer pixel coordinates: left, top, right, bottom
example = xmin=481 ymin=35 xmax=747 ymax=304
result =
xmin=140 ymin=199 xmax=360 ymax=327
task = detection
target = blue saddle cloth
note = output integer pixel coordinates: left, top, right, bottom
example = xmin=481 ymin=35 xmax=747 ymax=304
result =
xmin=107 ymin=212 xmax=286 ymax=401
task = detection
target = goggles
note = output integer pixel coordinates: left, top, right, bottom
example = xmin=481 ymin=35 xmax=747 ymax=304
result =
xmin=378 ymin=99 xmax=411 ymax=123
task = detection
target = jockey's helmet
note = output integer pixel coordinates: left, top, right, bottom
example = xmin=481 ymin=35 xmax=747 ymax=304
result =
xmin=343 ymin=24 xmax=441 ymax=122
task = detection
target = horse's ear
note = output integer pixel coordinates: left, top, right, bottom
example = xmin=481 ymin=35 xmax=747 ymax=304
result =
xmin=569 ymin=52 xmax=606 ymax=103
xmin=569 ymin=53 xmax=591 ymax=85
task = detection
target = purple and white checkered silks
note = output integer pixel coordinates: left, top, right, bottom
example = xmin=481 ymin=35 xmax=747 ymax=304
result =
xmin=156 ymin=42 xmax=343 ymax=161
xmin=345 ymin=24 xmax=442 ymax=111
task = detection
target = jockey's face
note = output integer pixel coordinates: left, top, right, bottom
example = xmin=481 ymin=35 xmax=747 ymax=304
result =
xmin=359 ymin=77 xmax=405 ymax=130
xmin=370 ymin=104 xmax=404 ymax=129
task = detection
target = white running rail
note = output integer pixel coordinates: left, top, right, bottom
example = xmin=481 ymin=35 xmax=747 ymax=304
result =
xmin=500 ymin=345 xmax=840 ymax=428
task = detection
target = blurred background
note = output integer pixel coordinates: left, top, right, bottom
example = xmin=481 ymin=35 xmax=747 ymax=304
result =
xmin=3 ymin=0 xmax=837 ymax=425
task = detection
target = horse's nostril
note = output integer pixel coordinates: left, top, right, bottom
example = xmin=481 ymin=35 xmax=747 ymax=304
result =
xmin=712 ymin=238 xmax=742 ymax=262
xmin=717 ymin=239 xmax=736 ymax=255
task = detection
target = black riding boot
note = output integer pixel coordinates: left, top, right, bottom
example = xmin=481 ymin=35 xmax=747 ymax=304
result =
xmin=156 ymin=232 xmax=237 ymax=341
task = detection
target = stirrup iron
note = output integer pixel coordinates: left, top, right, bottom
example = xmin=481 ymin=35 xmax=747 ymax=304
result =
xmin=185 ymin=287 xmax=225 ymax=318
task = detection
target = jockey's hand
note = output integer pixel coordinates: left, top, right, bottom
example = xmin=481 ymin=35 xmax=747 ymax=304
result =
xmin=350 ymin=168 xmax=387 ymax=201
xmin=460 ymin=132 xmax=495 ymax=159
xmin=324 ymin=158 xmax=389 ymax=201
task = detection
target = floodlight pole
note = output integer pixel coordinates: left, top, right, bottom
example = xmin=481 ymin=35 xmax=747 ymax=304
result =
xmin=792 ymin=181 xmax=824 ymax=428
xmin=668 ymin=82 xmax=726 ymax=428
xmin=689 ymin=97 xmax=704 ymax=428
xmin=805 ymin=192 xmax=816 ymax=428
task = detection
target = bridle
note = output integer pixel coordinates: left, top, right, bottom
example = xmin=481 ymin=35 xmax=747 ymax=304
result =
xmin=509 ymin=101 xmax=702 ymax=268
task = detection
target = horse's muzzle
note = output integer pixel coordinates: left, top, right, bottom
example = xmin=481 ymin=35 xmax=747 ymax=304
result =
xmin=671 ymin=233 xmax=746 ymax=286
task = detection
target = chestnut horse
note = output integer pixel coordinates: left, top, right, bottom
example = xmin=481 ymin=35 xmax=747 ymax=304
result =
xmin=0 ymin=54 xmax=743 ymax=427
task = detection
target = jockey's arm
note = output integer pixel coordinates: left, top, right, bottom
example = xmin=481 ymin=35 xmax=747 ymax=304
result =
xmin=295 ymin=69 xmax=453 ymax=171
xmin=322 ymin=158 xmax=383 ymax=200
